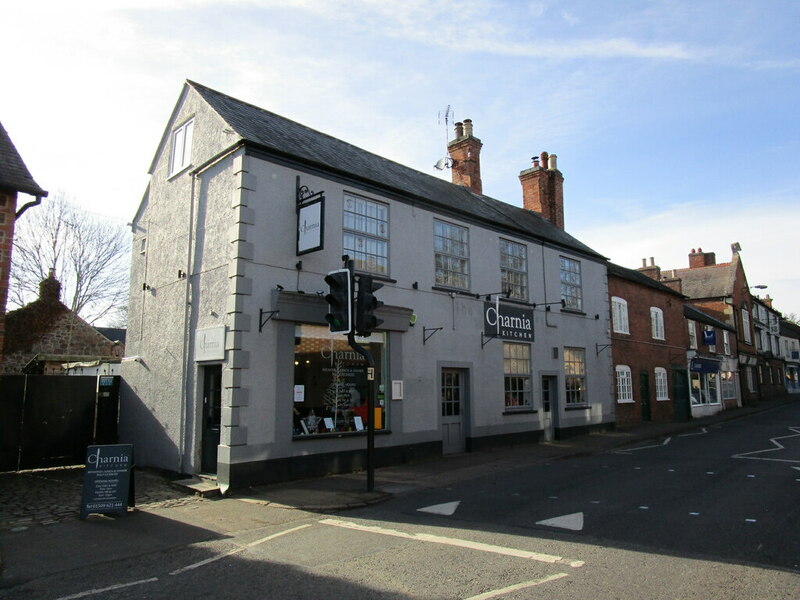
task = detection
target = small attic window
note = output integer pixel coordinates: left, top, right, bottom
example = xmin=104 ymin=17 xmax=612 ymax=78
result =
xmin=169 ymin=118 xmax=194 ymax=177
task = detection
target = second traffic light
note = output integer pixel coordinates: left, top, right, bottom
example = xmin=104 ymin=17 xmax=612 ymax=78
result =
xmin=356 ymin=275 xmax=384 ymax=336
xmin=324 ymin=268 xmax=352 ymax=333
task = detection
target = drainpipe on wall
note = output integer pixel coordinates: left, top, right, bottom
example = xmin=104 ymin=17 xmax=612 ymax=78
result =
xmin=178 ymin=173 xmax=197 ymax=474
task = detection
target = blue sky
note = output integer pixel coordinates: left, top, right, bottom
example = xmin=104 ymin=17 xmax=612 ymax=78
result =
xmin=4 ymin=0 xmax=799 ymax=316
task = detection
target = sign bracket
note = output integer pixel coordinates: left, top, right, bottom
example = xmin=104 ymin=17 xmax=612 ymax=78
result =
xmin=259 ymin=309 xmax=280 ymax=332
xmin=423 ymin=326 xmax=443 ymax=345
xmin=595 ymin=343 xmax=611 ymax=355
xmin=481 ymin=332 xmax=499 ymax=349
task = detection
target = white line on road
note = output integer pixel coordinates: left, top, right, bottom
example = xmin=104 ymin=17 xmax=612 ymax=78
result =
xmin=320 ymin=519 xmax=585 ymax=567
xmin=732 ymin=427 xmax=800 ymax=463
xmin=613 ymin=437 xmax=671 ymax=454
xmin=54 ymin=578 xmax=159 ymax=600
xmin=678 ymin=427 xmax=708 ymax=437
xmin=463 ymin=573 xmax=570 ymax=600
xmin=169 ymin=524 xmax=312 ymax=575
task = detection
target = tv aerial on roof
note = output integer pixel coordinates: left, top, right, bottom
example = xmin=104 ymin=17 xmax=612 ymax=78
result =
xmin=434 ymin=105 xmax=454 ymax=171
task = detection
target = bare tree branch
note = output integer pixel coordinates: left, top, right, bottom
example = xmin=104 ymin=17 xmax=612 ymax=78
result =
xmin=9 ymin=191 xmax=130 ymax=325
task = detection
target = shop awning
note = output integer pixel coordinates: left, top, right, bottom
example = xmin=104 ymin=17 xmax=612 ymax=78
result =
xmin=690 ymin=357 xmax=720 ymax=373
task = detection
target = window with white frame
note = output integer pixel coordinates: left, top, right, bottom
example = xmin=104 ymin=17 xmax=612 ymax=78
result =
xmin=688 ymin=320 xmax=698 ymax=349
xmin=343 ymin=193 xmax=389 ymax=275
xmin=169 ymin=119 xmax=194 ymax=176
xmin=503 ymin=343 xmax=531 ymax=409
xmin=651 ymin=307 xmax=665 ymax=340
xmin=559 ymin=257 xmax=582 ymax=311
xmin=564 ymin=347 xmax=586 ymax=404
xmin=611 ymin=297 xmax=629 ymax=334
xmin=434 ymin=220 xmax=469 ymax=290
xmin=723 ymin=330 xmax=731 ymax=355
xmin=615 ymin=365 xmax=633 ymax=403
xmin=742 ymin=307 xmax=752 ymax=344
xmin=499 ymin=239 xmax=528 ymax=300
xmin=655 ymin=367 xmax=669 ymax=400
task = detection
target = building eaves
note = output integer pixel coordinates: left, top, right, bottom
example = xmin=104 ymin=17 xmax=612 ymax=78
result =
xmin=0 ymin=121 xmax=48 ymax=198
xmin=187 ymin=80 xmax=606 ymax=261
xmin=684 ymin=304 xmax=735 ymax=331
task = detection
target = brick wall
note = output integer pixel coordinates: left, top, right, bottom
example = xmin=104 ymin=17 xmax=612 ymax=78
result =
xmin=0 ymin=189 xmax=18 ymax=361
xmin=610 ymin=275 xmax=688 ymax=426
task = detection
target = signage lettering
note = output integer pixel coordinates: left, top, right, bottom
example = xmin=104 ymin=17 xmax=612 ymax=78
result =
xmin=483 ymin=301 xmax=534 ymax=341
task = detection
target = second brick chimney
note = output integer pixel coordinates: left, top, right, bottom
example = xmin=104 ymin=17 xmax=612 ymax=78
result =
xmin=688 ymin=248 xmax=716 ymax=269
xmin=638 ymin=257 xmax=662 ymax=281
xmin=519 ymin=151 xmax=564 ymax=229
xmin=448 ymin=119 xmax=483 ymax=195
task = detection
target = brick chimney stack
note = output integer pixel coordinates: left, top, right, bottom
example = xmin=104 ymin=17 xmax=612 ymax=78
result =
xmin=638 ymin=257 xmax=662 ymax=281
xmin=688 ymin=247 xmax=717 ymax=269
xmin=519 ymin=151 xmax=564 ymax=229
xmin=447 ymin=119 xmax=483 ymax=195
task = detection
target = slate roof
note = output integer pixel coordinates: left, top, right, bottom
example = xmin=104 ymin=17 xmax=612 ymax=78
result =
xmin=606 ymin=262 xmax=685 ymax=298
xmin=187 ymin=81 xmax=606 ymax=261
xmin=673 ymin=259 xmax=738 ymax=300
xmin=0 ymin=121 xmax=48 ymax=197
xmin=684 ymin=304 xmax=734 ymax=331
xmin=780 ymin=319 xmax=800 ymax=339
xmin=96 ymin=327 xmax=127 ymax=345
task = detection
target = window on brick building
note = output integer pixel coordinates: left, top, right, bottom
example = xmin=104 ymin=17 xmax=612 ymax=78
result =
xmin=688 ymin=320 xmax=698 ymax=349
xmin=742 ymin=307 xmax=752 ymax=344
xmin=655 ymin=367 xmax=669 ymax=400
xmin=650 ymin=307 xmax=665 ymax=340
xmin=615 ymin=365 xmax=633 ymax=403
xmin=611 ymin=297 xmax=629 ymax=334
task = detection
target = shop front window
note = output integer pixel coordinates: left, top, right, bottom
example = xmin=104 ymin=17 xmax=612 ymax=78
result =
xmin=292 ymin=324 xmax=386 ymax=437
xmin=691 ymin=371 xmax=720 ymax=405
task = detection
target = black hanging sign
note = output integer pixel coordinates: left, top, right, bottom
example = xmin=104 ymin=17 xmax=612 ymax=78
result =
xmin=296 ymin=176 xmax=325 ymax=256
xmin=483 ymin=299 xmax=534 ymax=341
xmin=80 ymin=444 xmax=134 ymax=519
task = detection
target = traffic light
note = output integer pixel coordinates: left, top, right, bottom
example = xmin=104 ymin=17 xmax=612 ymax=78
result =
xmin=324 ymin=269 xmax=352 ymax=333
xmin=356 ymin=275 xmax=384 ymax=336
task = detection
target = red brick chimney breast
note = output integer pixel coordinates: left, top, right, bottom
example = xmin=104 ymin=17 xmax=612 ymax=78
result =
xmin=447 ymin=119 xmax=483 ymax=195
xmin=519 ymin=152 xmax=564 ymax=230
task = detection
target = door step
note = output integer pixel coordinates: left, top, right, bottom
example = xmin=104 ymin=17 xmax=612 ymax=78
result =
xmin=172 ymin=475 xmax=221 ymax=498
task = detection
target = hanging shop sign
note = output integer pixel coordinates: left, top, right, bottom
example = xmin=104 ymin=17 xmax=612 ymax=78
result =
xmin=483 ymin=300 xmax=534 ymax=341
xmin=296 ymin=176 xmax=325 ymax=256
xmin=690 ymin=357 xmax=719 ymax=373
xmin=702 ymin=329 xmax=717 ymax=346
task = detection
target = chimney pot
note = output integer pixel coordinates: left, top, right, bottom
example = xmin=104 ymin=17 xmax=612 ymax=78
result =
xmin=642 ymin=258 xmax=647 ymax=267
xmin=650 ymin=257 xmax=655 ymax=266
xmin=540 ymin=151 xmax=549 ymax=170
xmin=548 ymin=154 xmax=557 ymax=171
xmin=454 ymin=121 xmax=464 ymax=139
xmin=463 ymin=119 xmax=473 ymax=137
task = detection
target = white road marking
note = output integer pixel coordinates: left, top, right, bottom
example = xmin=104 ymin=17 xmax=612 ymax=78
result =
xmin=463 ymin=573 xmax=570 ymax=600
xmin=536 ymin=512 xmax=584 ymax=531
xmin=320 ymin=519 xmax=584 ymax=567
xmin=689 ymin=512 xmax=700 ymax=516
xmin=54 ymin=578 xmax=159 ymax=600
xmin=732 ymin=427 xmax=800 ymax=463
xmin=746 ymin=519 xmax=757 ymax=523
xmin=418 ymin=501 xmax=461 ymax=516
xmin=679 ymin=427 xmax=708 ymax=436
xmin=613 ymin=437 xmax=671 ymax=454
xmin=639 ymin=506 xmax=649 ymax=510
xmin=169 ymin=524 xmax=312 ymax=575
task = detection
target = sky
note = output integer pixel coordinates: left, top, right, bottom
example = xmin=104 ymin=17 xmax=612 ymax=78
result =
xmin=4 ymin=0 xmax=800 ymax=317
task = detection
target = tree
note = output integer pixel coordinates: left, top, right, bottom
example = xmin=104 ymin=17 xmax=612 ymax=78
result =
xmin=9 ymin=191 xmax=130 ymax=325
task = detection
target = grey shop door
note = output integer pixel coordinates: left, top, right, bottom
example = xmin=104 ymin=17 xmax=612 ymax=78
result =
xmin=201 ymin=365 xmax=222 ymax=474
xmin=441 ymin=369 xmax=467 ymax=454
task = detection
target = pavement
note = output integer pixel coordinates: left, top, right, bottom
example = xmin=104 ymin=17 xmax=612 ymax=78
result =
xmin=1 ymin=397 xmax=796 ymax=589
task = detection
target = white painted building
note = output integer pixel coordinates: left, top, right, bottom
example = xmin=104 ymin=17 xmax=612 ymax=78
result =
xmin=121 ymin=81 xmax=613 ymax=491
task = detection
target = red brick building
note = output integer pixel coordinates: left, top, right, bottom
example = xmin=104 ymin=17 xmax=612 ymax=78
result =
xmin=608 ymin=261 xmax=689 ymax=426
xmin=0 ymin=121 xmax=48 ymax=363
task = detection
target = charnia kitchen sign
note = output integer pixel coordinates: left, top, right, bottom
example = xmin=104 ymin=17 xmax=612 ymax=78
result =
xmin=80 ymin=444 xmax=134 ymax=519
xmin=483 ymin=300 xmax=534 ymax=341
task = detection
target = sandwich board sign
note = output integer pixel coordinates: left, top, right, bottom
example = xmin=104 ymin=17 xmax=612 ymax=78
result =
xmin=80 ymin=444 xmax=134 ymax=519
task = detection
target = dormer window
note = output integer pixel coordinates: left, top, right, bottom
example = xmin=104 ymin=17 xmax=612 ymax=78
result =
xmin=169 ymin=119 xmax=194 ymax=176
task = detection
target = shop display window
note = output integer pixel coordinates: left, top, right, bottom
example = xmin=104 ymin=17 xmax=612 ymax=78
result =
xmin=292 ymin=324 xmax=386 ymax=437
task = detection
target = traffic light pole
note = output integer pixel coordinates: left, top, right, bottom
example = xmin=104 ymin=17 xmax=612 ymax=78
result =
xmin=339 ymin=258 xmax=376 ymax=492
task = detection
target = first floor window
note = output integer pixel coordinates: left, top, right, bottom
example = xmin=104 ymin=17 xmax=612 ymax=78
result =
xmin=564 ymin=347 xmax=586 ymax=404
xmin=504 ymin=343 xmax=531 ymax=409
xmin=688 ymin=320 xmax=698 ymax=349
xmin=611 ymin=297 xmax=629 ymax=334
xmin=560 ymin=257 xmax=582 ymax=310
xmin=500 ymin=239 xmax=528 ymax=300
xmin=655 ymin=367 xmax=669 ymax=400
xmin=723 ymin=330 xmax=731 ymax=355
xmin=343 ymin=193 xmax=389 ymax=275
xmin=615 ymin=365 xmax=633 ymax=403
xmin=651 ymin=307 xmax=665 ymax=340
xmin=169 ymin=118 xmax=194 ymax=176
xmin=434 ymin=220 xmax=470 ymax=289
xmin=292 ymin=324 xmax=386 ymax=436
